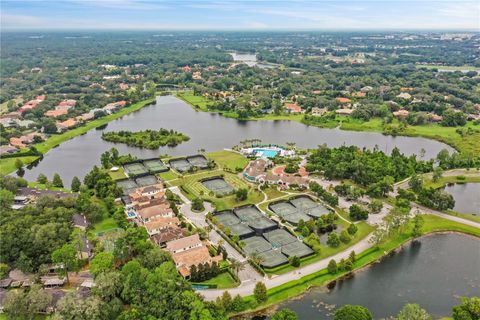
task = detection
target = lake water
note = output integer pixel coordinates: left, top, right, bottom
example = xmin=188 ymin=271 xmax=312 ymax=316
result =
xmin=229 ymin=52 xmax=258 ymax=66
xmin=270 ymin=234 xmax=480 ymax=319
xmin=22 ymin=96 xmax=453 ymax=183
xmin=444 ymin=183 xmax=480 ymax=215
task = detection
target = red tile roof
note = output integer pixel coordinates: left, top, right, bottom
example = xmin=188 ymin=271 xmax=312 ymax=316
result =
xmin=284 ymin=103 xmax=302 ymax=113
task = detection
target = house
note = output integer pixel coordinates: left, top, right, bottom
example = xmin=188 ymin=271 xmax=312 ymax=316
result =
xmin=137 ymin=203 xmax=174 ymax=223
xmin=351 ymin=92 xmax=366 ymax=98
xmin=335 ymin=97 xmax=352 ymax=104
xmin=41 ymin=276 xmax=66 ymax=288
xmin=58 ymin=100 xmax=76 ymax=108
xmin=12 ymin=195 xmax=29 ymax=210
xmin=243 ymin=158 xmax=271 ymax=182
xmin=9 ymin=137 xmax=26 ymax=148
xmin=103 ymin=101 xmax=127 ymax=114
xmin=311 ymin=107 xmax=328 ymax=116
xmin=18 ymin=95 xmax=45 ymax=113
xmin=182 ymin=65 xmax=192 ymax=72
xmin=284 ymin=103 xmax=302 ymax=113
xmin=192 ymin=71 xmax=202 ymax=80
xmin=335 ymin=108 xmax=355 ymax=115
xmin=400 ymin=87 xmax=414 ymax=92
xmin=361 ymin=86 xmax=373 ymax=93
xmin=151 ymin=227 xmax=188 ymax=247
xmin=393 ymin=109 xmax=410 ymax=118
xmin=0 ymin=145 xmax=18 ymax=155
xmin=144 ymin=217 xmax=180 ymax=236
xmin=396 ymin=92 xmax=412 ymax=100
xmin=427 ymin=113 xmax=443 ymax=122
xmin=119 ymin=83 xmax=130 ymax=90
xmin=45 ymin=109 xmax=68 ymax=117
xmin=129 ymin=184 xmax=165 ymax=204
xmin=78 ymin=236 xmax=94 ymax=260
xmin=166 ymin=234 xmax=222 ymax=278
xmin=56 ymin=118 xmax=77 ymax=132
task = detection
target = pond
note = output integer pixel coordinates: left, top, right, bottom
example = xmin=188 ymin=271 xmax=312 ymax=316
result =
xmin=22 ymin=96 xmax=453 ymax=183
xmin=267 ymin=233 xmax=480 ymax=319
xmin=444 ymin=183 xmax=480 ymax=215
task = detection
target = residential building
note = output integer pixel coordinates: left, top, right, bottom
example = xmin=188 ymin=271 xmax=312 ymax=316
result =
xmin=311 ymin=107 xmax=327 ymax=116
xmin=397 ymin=92 xmax=412 ymax=99
xmin=393 ymin=109 xmax=410 ymax=118
xmin=137 ymin=203 xmax=174 ymax=223
xmin=284 ymin=103 xmax=302 ymax=113
xmin=56 ymin=118 xmax=77 ymax=132
xmin=144 ymin=217 xmax=180 ymax=236
xmin=335 ymin=97 xmax=352 ymax=104
xmin=335 ymin=108 xmax=355 ymax=115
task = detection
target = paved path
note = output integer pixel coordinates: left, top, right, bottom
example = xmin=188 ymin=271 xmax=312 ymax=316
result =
xmin=199 ymin=234 xmax=374 ymax=301
xmin=411 ymin=202 xmax=480 ymax=229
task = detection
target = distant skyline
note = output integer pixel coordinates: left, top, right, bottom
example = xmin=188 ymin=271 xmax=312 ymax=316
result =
xmin=1 ymin=0 xmax=479 ymax=31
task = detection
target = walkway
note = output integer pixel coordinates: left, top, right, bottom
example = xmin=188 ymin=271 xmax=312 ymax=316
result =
xmin=411 ymin=202 xmax=480 ymax=229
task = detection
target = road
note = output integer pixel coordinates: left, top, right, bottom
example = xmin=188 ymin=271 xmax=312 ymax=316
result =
xmin=199 ymin=234 xmax=374 ymax=301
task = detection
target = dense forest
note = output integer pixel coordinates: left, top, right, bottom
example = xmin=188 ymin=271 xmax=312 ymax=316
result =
xmin=102 ymin=129 xmax=190 ymax=148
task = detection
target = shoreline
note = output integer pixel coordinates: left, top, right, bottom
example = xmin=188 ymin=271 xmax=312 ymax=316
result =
xmin=229 ymin=227 xmax=480 ymax=318
xmin=175 ymin=91 xmax=480 ymax=156
xmin=0 ymin=98 xmax=155 ymax=176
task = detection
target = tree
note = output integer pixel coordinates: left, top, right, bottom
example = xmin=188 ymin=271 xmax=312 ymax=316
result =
xmin=368 ymin=199 xmax=383 ymax=214
xmin=52 ymin=173 xmax=64 ymax=188
xmin=3 ymin=284 xmax=52 ymax=319
xmin=397 ymin=304 xmax=432 ymax=320
xmin=327 ymin=232 xmax=340 ymax=247
xmin=191 ymin=198 xmax=205 ymax=211
xmin=347 ymin=223 xmax=358 ymax=236
xmin=412 ymin=214 xmax=424 ymax=238
xmin=289 ymin=255 xmax=300 ymax=267
xmin=15 ymin=158 xmax=23 ymax=170
xmin=218 ymin=291 xmax=232 ymax=312
xmin=328 ymin=259 xmax=337 ymax=274
xmin=254 ymin=282 xmax=267 ymax=303
xmin=71 ymin=176 xmax=81 ymax=192
xmin=452 ymin=296 xmax=480 ymax=320
xmin=349 ymin=251 xmax=356 ymax=264
xmin=54 ymin=292 xmax=106 ymax=320
xmin=271 ymin=308 xmax=298 ymax=320
xmin=230 ymin=259 xmax=245 ymax=277
xmin=432 ymin=167 xmax=443 ymax=182
xmin=334 ymin=305 xmax=373 ymax=320
xmin=409 ymin=174 xmax=423 ymax=193
xmin=51 ymin=244 xmax=80 ymax=284
xmin=0 ymin=189 xmax=14 ymax=211
xmin=349 ymin=204 xmax=369 ymax=221
xmin=37 ymin=173 xmax=48 ymax=184
xmin=340 ymin=230 xmax=351 ymax=244
xmin=235 ymin=188 xmax=248 ymax=201
xmin=90 ymin=252 xmax=114 ymax=276
xmin=0 ymin=263 xmax=10 ymax=279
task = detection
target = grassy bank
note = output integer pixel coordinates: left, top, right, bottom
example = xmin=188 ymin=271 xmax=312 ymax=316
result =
xmin=176 ymin=91 xmax=480 ymax=155
xmin=236 ymin=214 xmax=479 ymax=314
xmin=0 ymin=98 xmax=155 ymax=176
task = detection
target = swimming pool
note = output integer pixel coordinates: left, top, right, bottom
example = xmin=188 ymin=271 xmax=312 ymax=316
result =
xmin=253 ymin=148 xmax=278 ymax=158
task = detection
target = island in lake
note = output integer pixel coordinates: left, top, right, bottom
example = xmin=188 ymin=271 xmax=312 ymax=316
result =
xmin=102 ymin=129 xmax=190 ymax=149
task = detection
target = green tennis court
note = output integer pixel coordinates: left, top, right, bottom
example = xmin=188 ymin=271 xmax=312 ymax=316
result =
xmin=143 ymin=159 xmax=169 ymax=173
xmin=202 ymin=177 xmax=234 ymax=196
xmin=116 ymin=179 xmax=138 ymax=195
xmin=169 ymin=158 xmax=192 ymax=172
xmin=263 ymin=229 xmax=297 ymax=247
xmin=269 ymin=202 xmax=298 ymax=218
xmin=187 ymin=155 xmax=209 ymax=169
xmin=242 ymin=236 xmax=272 ymax=255
xmin=214 ymin=211 xmax=240 ymax=226
xmin=124 ymin=162 xmax=149 ymax=176
xmin=135 ymin=175 xmax=158 ymax=187
xmin=281 ymin=241 xmax=314 ymax=258
xmin=258 ymin=250 xmax=289 ymax=268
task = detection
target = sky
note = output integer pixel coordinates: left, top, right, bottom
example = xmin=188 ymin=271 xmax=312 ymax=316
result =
xmin=1 ymin=0 xmax=479 ymax=31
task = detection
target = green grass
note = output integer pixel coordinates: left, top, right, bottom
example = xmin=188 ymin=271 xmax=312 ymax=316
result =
xmin=194 ymin=271 xmax=238 ymax=289
xmin=176 ymin=91 xmax=215 ymax=111
xmin=207 ymin=150 xmax=249 ymax=171
xmin=27 ymin=181 xmax=71 ymax=192
xmin=415 ymin=65 xmax=479 ymax=71
xmin=263 ymin=186 xmax=287 ymax=200
xmin=0 ymin=98 xmax=155 ymax=176
xmin=237 ymin=214 xmax=480 ymax=313
xmin=158 ymin=170 xmax=180 ymax=182
xmin=108 ymin=167 xmax=127 ymax=181
xmin=423 ymin=174 xmax=480 ymax=189
xmin=93 ymin=217 xmax=119 ymax=234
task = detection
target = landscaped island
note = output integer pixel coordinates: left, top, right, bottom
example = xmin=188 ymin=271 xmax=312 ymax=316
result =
xmin=102 ymin=129 xmax=190 ymax=148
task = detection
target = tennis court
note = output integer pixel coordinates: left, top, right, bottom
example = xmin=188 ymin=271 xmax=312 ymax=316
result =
xmin=187 ymin=155 xmax=209 ymax=169
xmin=124 ymin=163 xmax=149 ymax=176
xmin=169 ymin=158 xmax=192 ymax=172
xmin=116 ymin=179 xmax=138 ymax=195
xmin=135 ymin=175 xmax=158 ymax=187
xmin=269 ymin=202 xmax=298 ymax=218
xmin=234 ymin=206 xmax=263 ymax=222
xmin=281 ymin=241 xmax=314 ymax=258
xmin=263 ymin=229 xmax=297 ymax=248
xmin=290 ymin=196 xmax=318 ymax=210
xmin=258 ymin=250 xmax=289 ymax=268
xmin=234 ymin=206 xmax=277 ymax=233
xmin=143 ymin=159 xmax=169 ymax=173
xmin=214 ymin=211 xmax=240 ymax=226
xmin=202 ymin=177 xmax=234 ymax=196
xmin=242 ymin=236 xmax=272 ymax=255
xmin=282 ymin=212 xmax=310 ymax=225
xmin=229 ymin=224 xmax=255 ymax=239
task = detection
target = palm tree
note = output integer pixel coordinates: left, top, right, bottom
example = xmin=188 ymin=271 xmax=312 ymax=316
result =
xmin=250 ymin=252 xmax=265 ymax=266
xmin=230 ymin=258 xmax=245 ymax=277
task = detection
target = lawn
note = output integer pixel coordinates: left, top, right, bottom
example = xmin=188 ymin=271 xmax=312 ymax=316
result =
xmin=93 ymin=217 xmax=119 ymax=234
xmin=0 ymin=98 xmax=155 ymax=176
xmin=176 ymin=91 xmax=215 ymax=111
xmin=207 ymin=150 xmax=249 ymax=172
xmin=158 ymin=170 xmax=180 ymax=182
xmin=108 ymin=167 xmax=127 ymax=181
xmin=423 ymin=174 xmax=480 ymax=189
xmin=238 ymin=214 xmax=480 ymax=313
xmin=193 ymin=271 xmax=238 ymax=289
xmin=27 ymin=181 xmax=71 ymax=192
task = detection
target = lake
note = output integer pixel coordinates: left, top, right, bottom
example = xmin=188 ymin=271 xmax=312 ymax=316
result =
xmin=269 ymin=233 xmax=480 ymax=319
xmin=22 ymin=96 xmax=453 ymax=183
xmin=444 ymin=183 xmax=480 ymax=215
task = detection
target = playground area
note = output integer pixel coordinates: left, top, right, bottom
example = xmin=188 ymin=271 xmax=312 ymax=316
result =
xmin=201 ymin=177 xmax=234 ymax=196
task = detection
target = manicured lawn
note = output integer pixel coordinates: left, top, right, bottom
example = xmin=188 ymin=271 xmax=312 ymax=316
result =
xmin=108 ymin=167 xmax=127 ymax=181
xmin=0 ymin=98 xmax=155 ymax=176
xmin=194 ymin=271 xmax=238 ymax=289
xmin=238 ymin=214 xmax=480 ymax=313
xmin=423 ymin=174 xmax=480 ymax=189
xmin=176 ymin=91 xmax=215 ymax=111
xmin=27 ymin=181 xmax=72 ymax=192
xmin=207 ymin=150 xmax=249 ymax=172
xmin=93 ymin=217 xmax=119 ymax=234
xmin=263 ymin=186 xmax=287 ymax=200
xmin=158 ymin=170 xmax=180 ymax=182
xmin=415 ymin=65 xmax=479 ymax=71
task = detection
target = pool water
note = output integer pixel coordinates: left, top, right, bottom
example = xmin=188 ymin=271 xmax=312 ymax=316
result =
xmin=253 ymin=148 xmax=278 ymax=158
